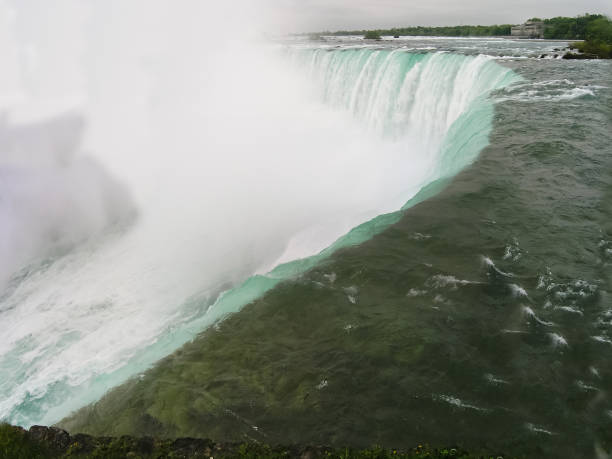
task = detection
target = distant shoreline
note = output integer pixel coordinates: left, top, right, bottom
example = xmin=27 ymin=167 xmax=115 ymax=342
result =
xmin=307 ymin=34 xmax=571 ymax=41
xmin=304 ymin=13 xmax=610 ymax=43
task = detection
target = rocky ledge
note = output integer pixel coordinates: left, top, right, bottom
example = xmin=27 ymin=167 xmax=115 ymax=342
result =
xmin=0 ymin=424 xmax=495 ymax=458
xmin=562 ymin=52 xmax=601 ymax=59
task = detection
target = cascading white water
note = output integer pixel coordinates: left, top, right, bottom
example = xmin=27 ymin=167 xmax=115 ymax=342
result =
xmin=0 ymin=1 xmax=518 ymax=427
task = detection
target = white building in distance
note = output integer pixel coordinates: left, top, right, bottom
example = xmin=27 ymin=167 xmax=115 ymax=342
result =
xmin=511 ymin=21 xmax=545 ymax=38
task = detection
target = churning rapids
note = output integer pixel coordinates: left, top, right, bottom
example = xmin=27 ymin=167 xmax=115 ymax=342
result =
xmin=2 ymin=5 xmax=612 ymax=457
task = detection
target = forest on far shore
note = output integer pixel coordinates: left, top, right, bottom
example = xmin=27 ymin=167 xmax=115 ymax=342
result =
xmin=317 ymin=13 xmax=610 ymax=41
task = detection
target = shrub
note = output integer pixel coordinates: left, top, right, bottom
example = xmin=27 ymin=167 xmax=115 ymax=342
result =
xmin=364 ymin=30 xmax=382 ymax=40
xmin=0 ymin=424 xmax=51 ymax=459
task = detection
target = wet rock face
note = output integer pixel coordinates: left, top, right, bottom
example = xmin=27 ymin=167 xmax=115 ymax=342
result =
xmin=562 ymin=52 xmax=598 ymax=59
xmin=171 ymin=437 xmax=215 ymax=457
xmin=1 ymin=423 xmax=486 ymax=458
xmin=28 ymin=425 xmax=71 ymax=450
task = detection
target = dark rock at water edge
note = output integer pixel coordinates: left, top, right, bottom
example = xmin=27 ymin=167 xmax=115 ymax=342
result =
xmin=28 ymin=425 xmax=71 ymax=450
xmin=0 ymin=424 xmax=499 ymax=458
xmin=563 ymin=52 xmax=600 ymax=59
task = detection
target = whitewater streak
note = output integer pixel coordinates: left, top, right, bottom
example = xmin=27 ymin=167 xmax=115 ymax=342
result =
xmin=0 ymin=5 xmax=517 ymax=428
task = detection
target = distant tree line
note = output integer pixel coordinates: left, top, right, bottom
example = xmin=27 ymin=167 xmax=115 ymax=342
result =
xmin=560 ymin=14 xmax=612 ymax=58
xmin=531 ymin=14 xmax=610 ymax=40
xmin=363 ymin=30 xmax=382 ymax=40
xmin=312 ymin=14 xmax=612 ymax=58
xmin=329 ymin=24 xmax=512 ymax=38
xmin=318 ymin=13 xmax=610 ymax=42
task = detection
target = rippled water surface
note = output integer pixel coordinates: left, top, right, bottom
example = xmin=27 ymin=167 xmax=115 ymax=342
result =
xmin=57 ymin=38 xmax=612 ymax=457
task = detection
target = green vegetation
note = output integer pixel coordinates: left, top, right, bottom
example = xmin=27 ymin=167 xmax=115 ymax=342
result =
xmin=562 ymin=15 xmax=612 ymax=58
xmin=315 ymin=13 xmax=612 ymax=58
xmin=336 ymin=24 xmax=512 ymax=38
xmin=0 ymin=424 xmax=50 ymax=459
xmin=364 ymin=30 xmax=382 ymax=40
xmin=587 ymin=15 xmax=612 ymax=42
xmin=0 ymin=425 xmax=504 ymax=458
xmin=540 ymin=14 xmax=606 ymax=39
xmin=316 ymin=13 xmax=611 ymax=45
xmin=567 ymin=40 xmax=612 ymax=58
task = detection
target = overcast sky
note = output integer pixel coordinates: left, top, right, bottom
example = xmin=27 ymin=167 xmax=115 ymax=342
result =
xmin=266 ymin=0 xmax=612 ymax=32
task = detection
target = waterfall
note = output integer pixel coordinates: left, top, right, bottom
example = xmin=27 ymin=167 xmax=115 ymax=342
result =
xmin=0 ymin=2 xmax=517 ymax=427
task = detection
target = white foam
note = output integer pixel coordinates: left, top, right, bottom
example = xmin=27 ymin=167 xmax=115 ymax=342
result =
xmin=592 ymin=336 xmax=612 ymax=345
xmin=435 ymin=394 xmax=489 ymax=412
xmin=523 ymin=306 xmax=554 ymax=326
xmin=429 ymin=275 xmax=480 ymax=289
xmin=344 ymin=286 xmax=359 ymax=305
xmin=407 ymin=288 xmax=427 ymax=297
xmin=502 ymin=238 xmax=521 ymax=261
xmin=498 ymin=86 xmax=595 ymax=102
xmin=510 ymin=284 xmax=528 ymax=297
xmin=484 ymin=373 xmax=509 ymax=385
xmin=576 ymin=380 xmax=598 ymax=392
xmin=433 ymin=294 xmax=449 ymax=304
xmin=525 ymin=423 xmax=556 ymax=435
xmin=323 ymin=272 xmax=337 ymax=284
xmin=532 ymin=79 xmax=574 ymax=87
xmin=549 ymin=333 xmax=568 ymax=347
xmin=555 ymin=306 xmax=583 ymax=316
xmin=410 ymin=232 xmax=431 ymax=240
xmin=536 ymin=268 xmax=553 ymax=290
xmin=482 ymin=256 xmax=514 ymax=277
